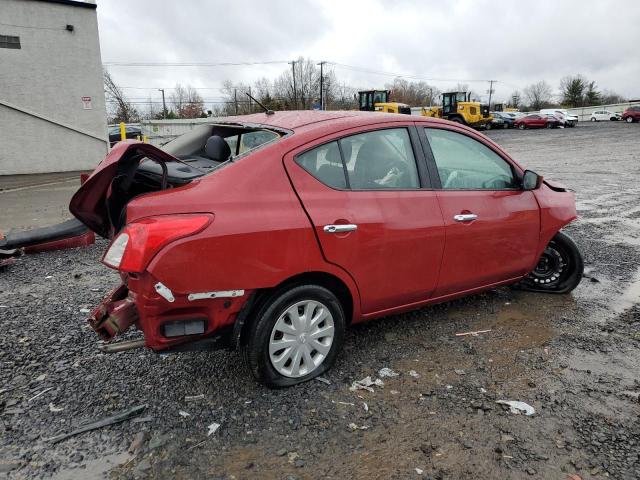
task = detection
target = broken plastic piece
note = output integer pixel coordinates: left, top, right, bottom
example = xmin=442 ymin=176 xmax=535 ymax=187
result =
xmin=207 ymin=422 xmax=221 ymax=436
xmin=455 ymin=329 xmax=492 ymax=337
xmin=347 ymin=422 xmax=369 ymax=431
xmin=185 ymin=394 xmax=205 ymax=402
xmin=47 ymin=404 xmax=147 ymax=444
xmin=408 ymin=370 xmax=420 ymax=378
xmin=349 ymin=376 xmax=384 ymax=392
xmin=378 ymin=367 xmax=399 ymax=378
xmin=496 ymin=400 xmax=535 ymax=416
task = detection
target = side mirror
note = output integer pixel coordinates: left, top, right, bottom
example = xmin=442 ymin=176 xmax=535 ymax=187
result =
xmin=522 ymin=170 xmax=543 ymax=190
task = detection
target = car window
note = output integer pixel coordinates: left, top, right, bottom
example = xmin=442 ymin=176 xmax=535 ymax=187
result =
xmin=340 ymin=128 xmax=420 ymax=189
xmin=425 ymin=128 xmax=517 ymax=190
xmin=295 ymin=141 xmax=347 ymax=189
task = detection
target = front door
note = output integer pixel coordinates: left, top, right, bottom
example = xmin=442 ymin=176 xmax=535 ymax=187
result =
xmin=420 ymin=127 xmax=540 ymax=297
xmin=285 ymin=125 xmax=446 ymax=314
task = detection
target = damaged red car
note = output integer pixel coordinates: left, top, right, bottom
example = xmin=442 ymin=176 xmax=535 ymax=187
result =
xmin=70 ymin=111 xmax=583 ymax=387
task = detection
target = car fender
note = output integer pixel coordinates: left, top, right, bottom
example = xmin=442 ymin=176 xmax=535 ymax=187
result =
xmin=531 ymin=182 xmax=578 ymax=264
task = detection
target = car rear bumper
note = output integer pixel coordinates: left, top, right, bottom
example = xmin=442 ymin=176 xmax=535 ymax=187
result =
xmin=87 ymin=273 xmax=252 ymax=351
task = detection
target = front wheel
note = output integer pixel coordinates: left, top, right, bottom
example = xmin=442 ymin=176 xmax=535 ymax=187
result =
xmin=627 ymin=116 xmax=634 ymax=123
xmin=242 ymin=285 xmax=345 ymax=387
xmin=546 ymin=122 xmax=553 ymax=129
xmin=591 ymin=117 xmax=596 ymax=122
xmin=518 ymin=123 xmax=526 ymax=130
xmin=518 ymin=231 xmax=584 ymax=293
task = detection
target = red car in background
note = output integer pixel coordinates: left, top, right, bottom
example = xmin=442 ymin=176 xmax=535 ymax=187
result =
xmin=514 ymin=114 xmax=560 ymax=129
xmin=70 ymin=111 xmax=583 ymax=387
xmin=622 ymin=105 xmax=640 ymax=123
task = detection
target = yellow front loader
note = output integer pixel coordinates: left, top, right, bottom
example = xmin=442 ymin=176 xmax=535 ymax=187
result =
xmin=358 ymin=90 xmax=411 ymax=115
xmin=421 ymin=92 xmax=492 ymax=129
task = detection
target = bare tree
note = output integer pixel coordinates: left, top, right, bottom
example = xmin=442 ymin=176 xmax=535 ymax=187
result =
xmin=600 ymin=89 xmax=626 ymax=105
xmin=170 ymin=84 xmax=205 ymax=118
xmin=385 ymin=78 xmax=440 ymax=107
xmin=524 ymin=81 xmax=553 ymax=110
xmin=104 ymin=70 xmax=139 ymax=123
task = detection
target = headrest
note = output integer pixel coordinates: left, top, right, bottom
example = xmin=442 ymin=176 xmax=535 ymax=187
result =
xmin=205 ymin=135 xmax=231 ymax=162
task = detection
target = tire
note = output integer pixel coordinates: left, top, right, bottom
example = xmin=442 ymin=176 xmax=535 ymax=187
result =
xmin=485 ymin=122 xmax=492 ymax=131
xmin=518 ymin=231 xmax=584 ymax=294
xmin=590 ymin=117 xmax=596 ymax=122
xmin=546 ymin=122 xmax=553 ymax=129
xmin=626 ymin=116 xmax=634 ymax=123
xmin=610 ymin=117 xmax=617 ymax=121
xmin=518 ymin=123 xmax=526 ymax=130
xmin=450 ymin=116 xmax=465 ymax=124
xmin=503 ymin=123 xmax=509 ymax=129
xmin=242 ymin=284 xmax=345 ymax=388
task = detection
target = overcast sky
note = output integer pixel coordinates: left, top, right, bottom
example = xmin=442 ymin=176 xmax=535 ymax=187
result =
xmin=97 ymin=0 xmax=640 ymax=106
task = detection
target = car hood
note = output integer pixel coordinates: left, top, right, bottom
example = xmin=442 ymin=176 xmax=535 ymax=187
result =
xmin=69 ymin=141 xmax=182 ymax=238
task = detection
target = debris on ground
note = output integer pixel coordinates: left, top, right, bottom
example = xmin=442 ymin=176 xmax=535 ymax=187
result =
xmin=184 ymin=394 xmax=205 ymax=402
xmin=415 ymin=467 xmax=424 ymax=475
xmin=347 ymin=423 xmax=369 ymax=431
xmin=27 ymin=387 xmax=53 ymax=402
xmin=496 ymin=400 xmax=536 ymax=416
xmin=207 ymin=422 xmax=221 ymax=436
xmin=454 ymin=369 xmax=466 ymax=375
xmin=455 ymin=329 xmax=492 ymax=337
xmin=349 ymin=376 xmax=384 ymax=392
xmin=179 ymin=410 xmax=190 ymax=418
xmin=315 ymin=376 xmax=331 ymax=385
xmin=408 ymin=370 xmax=420 ymax=378
xmin=128 ymin=431 xmax=149 ymax=453
xmin=46 ymin=404 xmax=147 ymax=444
xmin=48 ymin=403 xmax=64 ymax=413
xmin=363 ymin=402 xmax=368 ymax=412
xmin=378 ymin=367 xmax=399 ymax=378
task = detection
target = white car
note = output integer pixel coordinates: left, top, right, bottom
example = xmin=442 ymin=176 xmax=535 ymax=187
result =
xmin=540 ymin=109 xmax=578 ymax=127
xmin=590 ymin=110 xmax=621 ymax=122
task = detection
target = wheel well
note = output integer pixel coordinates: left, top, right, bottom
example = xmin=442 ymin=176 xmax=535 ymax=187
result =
xmin=232 ymin=272 xmax=354 ymax=349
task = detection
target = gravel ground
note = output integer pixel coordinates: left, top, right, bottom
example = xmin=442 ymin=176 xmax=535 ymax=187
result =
xmin=1 ymin=121 xmax=639 ymax=480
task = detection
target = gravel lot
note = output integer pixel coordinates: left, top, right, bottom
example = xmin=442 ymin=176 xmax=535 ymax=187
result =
xmin=1 ymin=121 xmax=639 ymax=479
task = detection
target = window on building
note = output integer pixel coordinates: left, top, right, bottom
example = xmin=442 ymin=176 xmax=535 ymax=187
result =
xmin=0 ymin=35 xmax=21 ymax=49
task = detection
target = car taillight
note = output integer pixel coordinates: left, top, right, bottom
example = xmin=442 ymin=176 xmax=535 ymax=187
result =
xmin=102 ymin=214 xmax=213 ymax=272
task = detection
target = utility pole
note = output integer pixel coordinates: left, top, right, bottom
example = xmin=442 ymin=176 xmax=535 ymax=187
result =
xmin=158 ymin=88 xmax=167 ymax=118
xmin=487 ymin=80 xmax=495 ymax=110
xmin=234 ymin=88 xmax=238 ymax=115
xmin=289 ymin=60 xmax=297 ymax=110
xmin=317 ymin=61 xmax=326 ymax=110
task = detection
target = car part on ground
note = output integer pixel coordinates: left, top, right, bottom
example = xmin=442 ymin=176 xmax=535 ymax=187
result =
xmin=70 ymin=111 xmax=581 ymax=387
xmin=0 ymin=218 xmax=95 ymax=255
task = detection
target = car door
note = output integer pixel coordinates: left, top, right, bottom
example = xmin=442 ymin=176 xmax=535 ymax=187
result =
xmin=419 ymin=126 xmax=540 ymax=297
xmin=284 ymin=124 xmax=446 ymax=314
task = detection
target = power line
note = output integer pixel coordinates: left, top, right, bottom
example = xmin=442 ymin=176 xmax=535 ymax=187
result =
xmin=103 ymin=60 xmax=289 ymax=67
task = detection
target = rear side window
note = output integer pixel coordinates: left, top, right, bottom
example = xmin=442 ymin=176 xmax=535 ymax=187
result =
xmin=295 ymin=141 xmax=347 ymax=189
xmin=340 ymin=128 xmax=419 ymax=189
xmin=425 ymin=128 xmax=517 ymax=190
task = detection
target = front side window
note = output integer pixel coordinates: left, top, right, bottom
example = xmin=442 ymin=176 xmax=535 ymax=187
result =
xmin=295 ymin=141 xmax=347 ymax=189
xmin=425 ymin=128 xmax=517 ymax=190
xmin=340 ymin=128 xmax=420 ymax=189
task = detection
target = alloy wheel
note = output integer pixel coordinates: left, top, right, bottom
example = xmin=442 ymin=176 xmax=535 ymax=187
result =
xmin=268 ymin=300 xmax=335 ymax=378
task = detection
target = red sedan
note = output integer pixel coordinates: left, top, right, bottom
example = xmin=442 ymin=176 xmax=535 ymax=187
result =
xmin=71 ymin=111 xmax=583 ymax=387
xmin=514 ymin=114 xmax=560 ymax=129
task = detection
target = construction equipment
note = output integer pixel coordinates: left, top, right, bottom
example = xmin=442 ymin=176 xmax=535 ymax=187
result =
xmin=358 ymin=90 xmax=411 ymax=115
xmin=421 ymin=92 xmax=492 ymax=129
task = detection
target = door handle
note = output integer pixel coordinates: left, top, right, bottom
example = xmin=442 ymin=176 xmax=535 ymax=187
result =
xmin=453 ymin=214 xmax=478 ymax=222
xmin=323 ymin=224 xmax=358 ymax=233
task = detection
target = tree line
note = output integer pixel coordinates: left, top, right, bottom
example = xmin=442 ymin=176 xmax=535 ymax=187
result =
xmin=104 ymin=61 xmax=628 ymax=123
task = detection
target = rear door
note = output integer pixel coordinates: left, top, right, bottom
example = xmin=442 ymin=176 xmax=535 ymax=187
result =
xmin=419 ymin=126 xmax=540 ymax=297
xmin=284 ymin=124 xmax=446 ymax=314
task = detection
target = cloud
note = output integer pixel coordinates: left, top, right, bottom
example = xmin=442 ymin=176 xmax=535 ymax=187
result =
xmin=97 ymin=0 xmax=640 ymax=104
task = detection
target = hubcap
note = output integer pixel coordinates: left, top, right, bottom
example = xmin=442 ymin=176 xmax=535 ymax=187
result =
xmin=268 ymin=300 xmax=335 ymax=378
xmin=528 ymin=245 xmax=565 ymax=285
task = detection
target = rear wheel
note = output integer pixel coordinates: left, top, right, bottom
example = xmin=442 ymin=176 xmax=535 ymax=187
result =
xmin=518 ymin=123 xmax=526 ymax=130
xmin=546 ymin=122 xmax=553 ymax=129
xmin=485 ymin=122 xmax=492 ymax=130
xmin=591 ymin=117 xmax=596 ymax=122
xmin=518 ymin=231 xmax=583 ymax=293
xmin=242 ymin=285 xmax=345 ymax=387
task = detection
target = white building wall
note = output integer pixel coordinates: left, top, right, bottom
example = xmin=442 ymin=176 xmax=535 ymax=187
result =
xmin=0 ymin=0 xmax=108 ymax=175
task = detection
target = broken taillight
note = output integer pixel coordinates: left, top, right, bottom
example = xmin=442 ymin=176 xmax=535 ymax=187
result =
xmin=102 ymin=214 xmax=213 ymax=273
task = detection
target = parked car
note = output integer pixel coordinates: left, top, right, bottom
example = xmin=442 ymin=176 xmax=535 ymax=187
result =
xmin=489 ymin=115 xmax=505 ymax=129
xmin=590 ymin=110 xmax=621 ymax=122
xmin=70 ymin=111 xmax=583 ymax=387
xmin=514 ymin=114 xmax=560 ymax=129
xmin=108 ymin=125 xmax=142 ymax=147
xmin=492 ymin=111 xmax=516 ymax=128
xmin=540 ymin=109 xmax=577 ymax=127
xmin=622 ymin=105 xmax=640 ymax=123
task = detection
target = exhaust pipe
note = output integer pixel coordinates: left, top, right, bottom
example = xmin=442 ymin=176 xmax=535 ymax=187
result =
xmin=99 ymin=338 xmax=145 ymax=353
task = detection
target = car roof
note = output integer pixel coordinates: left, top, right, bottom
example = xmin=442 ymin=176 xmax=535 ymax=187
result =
xmin=213 ymin=110 xmax=448 ymax=132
